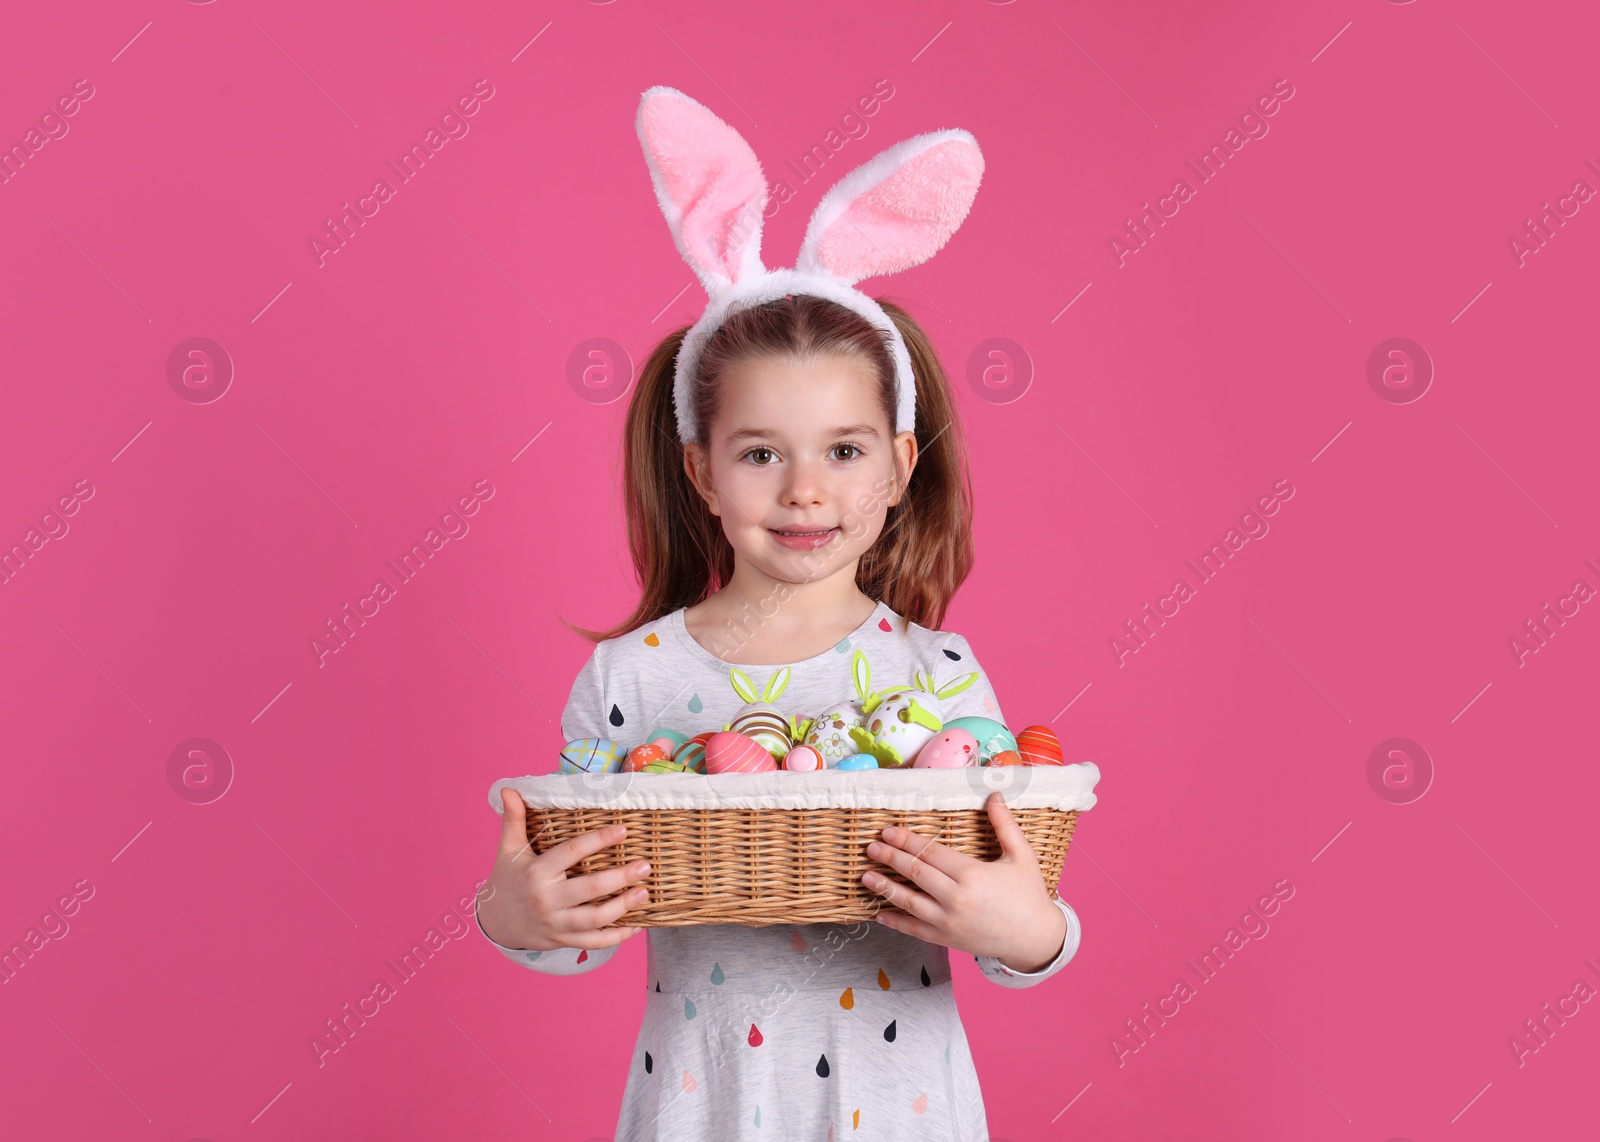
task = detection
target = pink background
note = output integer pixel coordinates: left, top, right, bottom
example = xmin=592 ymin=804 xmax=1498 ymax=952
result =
xmin=2 ymin=0 xmax=1595 ymax=1138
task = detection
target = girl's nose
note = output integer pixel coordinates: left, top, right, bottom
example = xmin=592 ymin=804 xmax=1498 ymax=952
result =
xmin=782 ymin=461 xmax=825 ymax=507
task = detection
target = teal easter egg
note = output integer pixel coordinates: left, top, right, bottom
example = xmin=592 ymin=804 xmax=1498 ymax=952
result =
xmin=646 ymin=727 xmax=689 ymax=751
xmin=943 ymin=717 xmax=1017 ymax=763
xmin=834 ymin=753 xmax=879 ymax=771
xmin=558 ymin=737 xmax=627 ymax=774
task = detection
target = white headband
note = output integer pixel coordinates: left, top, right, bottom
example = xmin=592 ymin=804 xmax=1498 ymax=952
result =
xmin=635 ymin=86 xmax=985 ymax=445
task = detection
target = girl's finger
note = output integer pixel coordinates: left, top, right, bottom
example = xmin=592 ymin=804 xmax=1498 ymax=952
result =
xmin=868 ymin=831 xmax=959 ymax=898
xmin=497 ymin=787 xmax=532 ymax=860
xmin=879 ymin=823 xmax=966 ymax=878
xmin=557 ymin=857 xmax=652 ymax=910
xmin=986 ymin=791 xmax=1036 ymax=865
xmin=862 ymin=867 xmax=941 ymax=923
xmin=569 ymin=880 xmax=652 ymax=933
xmin=549 ymin=921 xmax=644 ymax=950
xmin=874 ymin=905 xmax=939 ymax=943
xmin=539 ymin=822 xmax=630 ymax=876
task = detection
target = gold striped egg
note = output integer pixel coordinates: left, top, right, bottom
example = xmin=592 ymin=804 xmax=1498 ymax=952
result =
xmin=670 ymin=732 xmax=714 ymax=774
xmin=1016 ymin=725 xmax=1065 ymax=766
xmin=728 ymin=702 xmax=792 ymax=759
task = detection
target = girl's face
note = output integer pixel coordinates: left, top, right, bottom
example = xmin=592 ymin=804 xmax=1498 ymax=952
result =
xmin=684 ymin=353 xmax=918 ymax=589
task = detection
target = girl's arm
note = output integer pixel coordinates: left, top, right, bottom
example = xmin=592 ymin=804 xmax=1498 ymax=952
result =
xmin=973 ymin=896 xmax=1082 ymax=988
xmin=477 ymin=646 xmax=644 ymax=975
xmin=874 ymin=631 xmax=1087 ymax=988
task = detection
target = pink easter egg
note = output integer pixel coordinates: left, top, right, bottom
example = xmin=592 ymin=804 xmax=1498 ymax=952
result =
xmin=782 ymin=744 xmax=824 ymax=772
xmin=705 ymin=731 xmax=777 ymax=774
xmin=912 ymin=727 xmax=980 ymax=769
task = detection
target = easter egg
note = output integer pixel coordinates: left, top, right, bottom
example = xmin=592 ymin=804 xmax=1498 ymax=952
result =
xmin=705 ymin=731 xmax=777 ymax=774
xmin=834 ymin=753 xmax=879 ymax=771
xmin=728 ymin=703 xmax=792 ymax=759
xmin=803 ymin=700 xmax=867 ymax=764
xmin=626 ymin=743 xmax=669 ymax=773
xmin=670 ymin=732 xmax=714 ymax=775
xmin=558 ymin=737 xmax=627 ymax=775
xmin=643 ymin=756 xmax=691 ymax=774
xmin=913 ymin=727 xmax=980 ymax=769
xmin=1016 ymin=725 xmax=1065 ymax=766
xmin=646 ymin=727 xmax=688 ymax=752
xmin=943 ymin=716 xmax=1018 ymax=764
xmin=782 ymin=743 xmax=825 ymax=772
xmin=853 ymin=689 xmax=944 ymax=767
xmin=987 ymin=750 xmax=1023 ymax=767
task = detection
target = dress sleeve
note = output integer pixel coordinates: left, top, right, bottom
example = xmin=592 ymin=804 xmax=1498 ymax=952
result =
xmin=929 ymin=630 xmax=1007 ymax=728
xmin=560 ymin=643 xmax=610 ymax=743
xmin=474 ymin=895 xmax=619 ymax=975
xmin=974 ymin=896 xmax=1081 ymax=988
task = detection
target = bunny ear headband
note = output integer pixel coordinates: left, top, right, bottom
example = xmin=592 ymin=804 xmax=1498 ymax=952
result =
xmin=635 ymin=86 xmax=986 ymax=445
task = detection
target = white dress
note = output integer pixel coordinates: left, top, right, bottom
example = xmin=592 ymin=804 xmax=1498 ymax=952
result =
xmin=477 ymin=600 xmax=1083 ymax=1140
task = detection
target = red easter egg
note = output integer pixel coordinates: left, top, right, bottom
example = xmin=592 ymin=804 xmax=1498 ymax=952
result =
xmin=988 ymin=750 xmax=1023 ymax=767
xmin=1015 ymin=725 xmax=1064 ymax=766
xmin=705 ymin=731 xmax=777 ymax=774
xmin=626 ymin=743 xmax=668 ymax=773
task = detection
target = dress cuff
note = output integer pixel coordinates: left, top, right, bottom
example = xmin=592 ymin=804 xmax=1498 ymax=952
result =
xmin=973 ymin=896 xmax=1081 ymax=988
xmin=473 ymin=896 xmax=616 ymax=975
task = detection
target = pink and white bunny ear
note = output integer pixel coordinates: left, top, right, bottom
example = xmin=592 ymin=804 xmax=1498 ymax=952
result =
xmin=796 ymin=129 xmax=984 ymax=286
xmin=636 ymin=86 xmax=768 ymax=295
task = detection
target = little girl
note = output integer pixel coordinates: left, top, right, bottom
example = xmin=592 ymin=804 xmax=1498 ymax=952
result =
xmin=476 ymin=88 xmax=1082 ymax=1141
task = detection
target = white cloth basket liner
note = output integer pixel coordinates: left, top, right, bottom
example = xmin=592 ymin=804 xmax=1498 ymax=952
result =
xmin=487 ymin=762 xmax=1099 ymax=814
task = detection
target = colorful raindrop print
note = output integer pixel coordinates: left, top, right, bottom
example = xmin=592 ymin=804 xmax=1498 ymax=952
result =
xmin=710 ymin=962 xmax=725 ymax=985
xmin=884 ymin=1019 xmax=897 ymax=1042
xmin=839 ymin=987 xmax=854 ymax=1010
xmin=609 ymin=704 xmax=624 ymax=727
xmin=877 ymin=968 xmax=891 ymax=989
xmin=748 ymin=1023 xmax=763 ymax=1047
xmin=684 ymin=997 xmax=696 ymax=1019
xmin=816 ymin=1053 xmax=830 ymax=1077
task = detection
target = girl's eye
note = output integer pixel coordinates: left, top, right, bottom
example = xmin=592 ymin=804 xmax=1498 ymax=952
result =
xmin=833 ymin=443 xmax=863 ymax=462
xmin=744 ymin=447 xmax=777 ymax=465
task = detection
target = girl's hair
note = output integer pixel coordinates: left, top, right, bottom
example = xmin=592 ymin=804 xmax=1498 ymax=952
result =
xmin=563 ymin=294 xmax=976 ymax=643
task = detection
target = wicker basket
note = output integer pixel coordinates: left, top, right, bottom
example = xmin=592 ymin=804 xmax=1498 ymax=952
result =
xmin=486 ymin=763 xmax=1099 ymax=927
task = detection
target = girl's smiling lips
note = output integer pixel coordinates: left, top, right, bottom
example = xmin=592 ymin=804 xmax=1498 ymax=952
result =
xmin=769 ymin=526 xmax=839 ymax=550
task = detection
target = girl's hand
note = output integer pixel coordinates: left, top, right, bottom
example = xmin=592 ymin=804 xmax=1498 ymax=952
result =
xmin=862 ymin=790 xmax=1067 ymax=973
xmin=477 ymin=787 xmax=653 ymax=952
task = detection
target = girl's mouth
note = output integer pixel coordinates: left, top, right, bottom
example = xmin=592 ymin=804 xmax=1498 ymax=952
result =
xmin=770 ymin=527 xmax=839 ymax=551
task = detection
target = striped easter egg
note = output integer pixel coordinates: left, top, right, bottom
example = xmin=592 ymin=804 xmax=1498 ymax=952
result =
xmin=705 ymin=731 xmax=777 ymax=774
xmin=728 ymin=703 xmax=792 ymax=759
xmin=558 ymin=737 xmax=627 ymax=775
xmin=670 ymin=732 xmax=714 ymax=774
xmin=1015 ymin=725 xmax=1065 ymax=766
xmin=626 ymin=743 xmax=669 ymax=773
xmin=782 ymin=743 xmax=825 ymax=772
